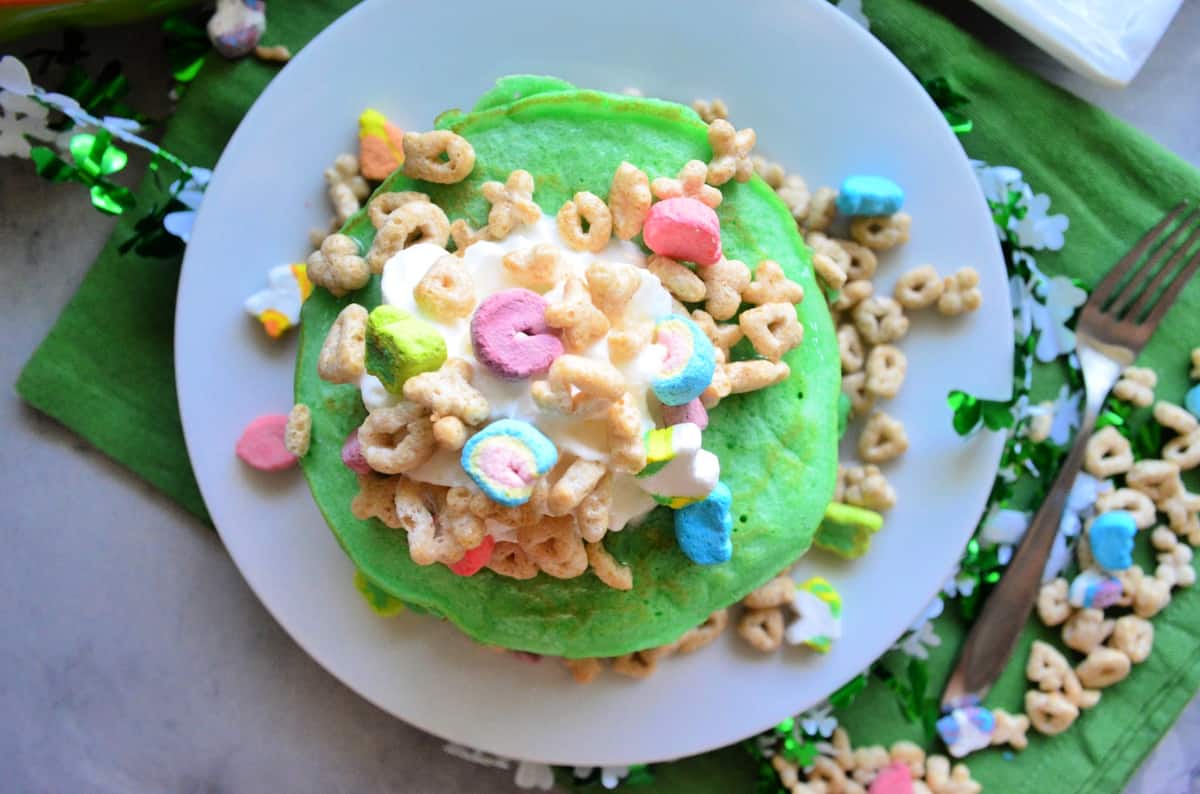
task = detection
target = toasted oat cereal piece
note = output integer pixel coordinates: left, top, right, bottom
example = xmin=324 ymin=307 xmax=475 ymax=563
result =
xmin=367 ymin=191 xmax=430 ymax=230
xmin=926 ymin=756 xmax=982 ymax=794
xmin=587 ymin=539 xmax=633 ymax=591
xmin=837 ymin=324 xmax=866 ymax=373
xmin=519 ymin=514 xmax=588 ymax=580
xmin=675 ymin=609 xmax=728 ymax=653
xmin=651 ymin=160 xmax=723 ymax=209
xmin=811 ymin=252 xmax=847 ymax=293
xmin=1084 ymin=426 xmax=1134 ymax=478
xmin=842 ymin=464 xmax=896 ymax=511
xmin=1154 ymin=401 xmax=1198 ymax=435
xmin=358 ymin=402 xmax=435 ymax=474
xmin=809 ymin=756 xmax=852 ymax=792
xmin=608 ymin=320 xmax=653 ymax=365
xmin=557 ymin=191 xmax=612 ymax=252
xmin=807 ymin=231 xmax=851 ymax=274
xmin=1133 ymin=575 xmax=1172 ymax=618
xmin=727 ymin=359 xmax=790 ymax=394
xmin=608 ymin=161 xmax=653 ymax=239
xmin=691 ymin=97 xmax=728 ymax=123
xmin=865 ymin=344 xmax=907 ymax=399
xmin=414 ymin=254 xmax=475 ymax=321
xmin=545 ymin=355 xmax=625 ymax=408
xmin=1113 ymin=366 xmax=1156 ymax=407
xmin=1095 ymin=487 xmax=1156 ymax=529
xmin=850 ymin=746 xmax=891 ymax=785
xmin=706 ymin=119 xmax=755 ymax=186
xmin=738 ymin=607 xmax=785 ymax=652
xmin=307 ymin=233 xmax=369 ymax=297
xmin=744 ymin=259 xmax=804 ymax=306
xmin=350 ymin=473 xmax=404 ymax=528
xmin=564 ymin=657 xmax=603 ymax=684
xmin=700 ymin=354 xmax=733 ymax=410
xmin=324 ymin=153 xmax=370 ymax=224
xmin=368 ymin=201 xmax=451 ymax=273
xmin=284 ymin=404 xmax=312 ymax=457
xmin=479 ymin=169 xmax=540 ymax=239
xmin=1037 ymin=578 xmax=1072 ymax=627
xmin=608 ymin=393 xmax=648 ymax=474
xmin=487 ymin=540 xmax=539 ymax=580
xmin=402 ymin=358 xmax=489 ymax=425
xmin=1024 ymin=690 xmax=1078 ymax=736
xmin=937 ymin=267 xmax=983 ymax=316
xmin=576 ymin=471 xmax=613 ymax=542
xmin=776 ymin=173 xmax=811 ymax=223
xmin=805 ymin=186 xmax=838 ymax=232
xmin=743 ymin=575 xmax=795 ymax=609
xmin=894 ymin=265 xmax=944 ymax=310
xmin=849 ymin=212 xmax=911 ymax=251
xmin=739 ymin=302 xmax=803 ymax=361
xmin=394 ymin=480 xmax=465 ymax=565
xmin=611 ymin=645 xmax=675 ymax=679
xmin=859 ymin=411 xmax=908 ymax=463
xmin=1126 ymin=459 xmax=1182 ymax=503
xmin=253 ymin=44 xmax=291 ymax=63
xmin=1062 ymin=608 xmax=1114 ymax=654
xmin=449 ymin=219 xmax=486 ymax=255
xmin=647 ymin=255 xmax=706 ymax=303
xmin=838 ymin=239 xmax=878 ymax=283
xmin=1157 ymin=544 xmax=1195 ymax=588
xmin=544 ymin=273 xmax=610 ymax=351
xmin=502 ymin=244 xmax=562 ymax=292
xmin=317 ymin=303 xmax=368 ymax=383
xmin=1161 ymin=490 xmax=1200 ymax=544
xmin=750 ymin=155 xmax=786 ymax=189
xmin=990 ymin=710 xmax=1030 ymax=751
xmin=842 ymin=371 xmax=874 ymax=418
xmin=1076 ymin=647 xmax=1132 ymax=690
xmin=854 ymin=296 xmax=909 ymax=345
xmin=1163 ymin=427 xmax=1200 ymax=470
xmin=402 ymin=129 xmax=475 ymax=184
xmin=549 ymin=459 xmax=608 ymax=516
xmin=1151 ymin=525 xmax=1179 ymax=552
xmin=699 ymin=257 xmax=752 ymax=321
xmin=890 ymin=740 xmax=926 ymax=777
xmin=587 ymin=259 xmax=642 ymax=319
xmin=690 ymin=309 xmax=744 ymax=357
xmin=1109 ymin=615 xmax=1154 ymax=663
xmin=832 ymin=279 xmax=873 ymax=313
xmin=431 ymin=415 xmax=468 ymax=450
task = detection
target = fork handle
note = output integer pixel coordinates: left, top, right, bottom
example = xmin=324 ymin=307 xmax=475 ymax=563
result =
xmin=940 ymin=412 xmax=1097 ymax=709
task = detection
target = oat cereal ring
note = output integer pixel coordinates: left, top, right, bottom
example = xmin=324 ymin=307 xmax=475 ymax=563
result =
xmin=1125 ymin=459 xmax=1183 ymax=504
xmin=317 ymin=303 xmax=368 ymax=383
xmin=890 ymin=741 xmax=926 ymax=778
xmin=651 ymin=159 xmax=723 ymax=209
xmin=691 ymin=97 xmax=728 ymax=123
xmin=849 ymin=212 xmax=911 ymax=251
xmin=449 ymin=218 xmax=486 ymax=255
xmin=608 ymin=320 xmax=653 ymax=364
xmin=739 ymin=302 xmax=804 ymax=361
xmin=1109 ymin=615 xmax=1154 ymax=663
xmin=842 ymin=464 xmax=896 ymax=511
xmin=937 ymin=267 xmax=983 ymax=316
xmin=804 ymin=186 xmax=838 ymax=232
xmin=548 ymin=354 xmax=626 ymax=405
xmin=358 ymin=402 xmax=436 ymax=474
xmin=726 ymin=359 xmax=790 ymax=394
xmin=324 ymin=153 xmax=370 ymax=224
xmin=742 ymin=575 xmax=795 ymax=609
xmin=476 ymin=169 xmax=541 ymax=239
xmin=1084 ymin=426 xmax=1134 ymax=478
xmin=690 ymin=309 xmax=744 ymax=357
xmin=367 ymin=190 xmax=430 ymax=229
xmin=677 ymin=609 xmax=729 ymax=654
xmin=1154 ymin=401 xmax=1198 ymax=435
xmin=1062 ymin=608 xmax=1115 ymax=654
xmin=367 ymin=201 xmax=451 ymax=273
xmin=837 ymin=239 xmax=878 ymax=282
xmin=738 ymin=607 xmax=785 ymax=652
xmin=1095 ymin=487 xmax=1156 ymax=529
xmin=842 ymin=371 xmax=875 ymax=418
xmin=807 ymin=231 xmax=852 ymax=274
xmin=564 ymin=657 xmax=603 ymax=684
xmin=587 ymin=539 xmax=633 ymax=591
xmin=836 ymin=323 xmax=865 ymax=374
xmin=576 ymin=471 xmax=613 ymax=542
xmin=858 ymin=411 xmax=907 ymax=463
xmin=587 ymin=259 xmax=642 ymax=319
xmin=648 ymin=255 xmax=706 ymax=303
xmin=1112 ymin=366 xmax=1156 ymax=408
xmin=442 ymin=485 xmax=486 ymax=549
xmin=1151 ymin=525 xmax=1179 ymax=552
xmin=544 ymin=273 xmax=610 ymax=351
xmin=854 ymin=296 xmax=909 ymax=346
xmin=894 ymin=265 xmax=944 ymax=310
xmin=700 ymin=356 xmax=733 ymax=409
xmin=502 ymin=244 xmax=562 ymax=291
xmin=699 ymin=257 xmax=752 ymax=321
xmin=284 ymin=403 xmax=312 ymax=457
xmin=1163 ymin=428 xmax=1200 ymax=470
xmin=832 ymin=279 xmax=874 ymax=314
xmin=771 ymin=756 xmax=800 ymax=790
xmin=808 ymin=756 xmax=850 ymax=793
xmin=989 ymin=710 xmax=1030 ymax=751
xmin=606 ymin=161 xmax=653 ymax=240
xmin=414 ymin=254 xmax=475 ymax=320
xmin=865 ymin=344 xmax=907 ymax=400
xmin=851 ymin=747 xmax=892 ymax=785
xmin=1037 ymin=578 xmax=1072 ymax=627
xmin=743 ymin=260 xmax=804 ymax=306
xmin=1158 ymin=544 xmax=1196 ymax=588
xmin=393 ymin=480 xmax=464 ymax=565
xmin=549 ymin=459 xmax=608 ymax=516
xmin=487 ymin=540 xmax=539 ymax=580
xmin=519 ymin=514 xmax=588 ymax=579
xmin=607 ymin=392 xmax=648 ymax=474
xmin=1161 ymin=491 xmax=1200 ymax=544
xmin=1024 ymin=690 xmax=1078 ymax=736
xmin=775 ymin=173 xmax=811 ymax=224
xmin=706 ymin=119 xmax=756 ymax=186
xmin=611 ymin=646 xmax=673 ymax=679
xmin=307 ymin=233 xmax=370 ymax=297
xmin=556 ymin=191 xmax=612 ymax=253
xmin=812 ymin=251 xmax=848 ymax=292
xmin=431 ymin=415 xmax=468 ymax=450
xmin=751 ymin=155 xmax=786 ymax=189
xmin=1076 ymin=647 xmax=1132 ymax=690
xmin=350 ymin=473 xmax=404 ymax=528
xmin=1133 ymin=575 xmax=1172 ymax=618
xmin=402 ymin=129 xmax=475 ymax=184
xmin=401 ymin=358 xmax=489 ymax=425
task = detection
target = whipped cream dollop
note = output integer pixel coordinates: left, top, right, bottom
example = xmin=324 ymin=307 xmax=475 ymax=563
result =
xmin=361 ymin=214 xmax=675 ymax=532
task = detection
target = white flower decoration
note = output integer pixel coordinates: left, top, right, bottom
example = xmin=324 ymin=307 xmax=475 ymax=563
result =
xmin=799 ymin=702 xmax=839 ymax=738
xmin=163 ymin=167 xmax=214 ymax=242
xmin=1013 ymin=192 xmax=1069 ymax=251
xmin=1047 ymin=383 xmax=1082 ymax=446
xmin=897 ymin=620 xmax=942 ymax=660
xmin=1029 ymin=275 xmax=1086 ymax=362
xmin=514 ymin=760 xmax=556 ymax=790
xmin=573 ymin=766 xmax=630 ymax=789
xmin=1041 ymin=529 xmax=1073 ymax=583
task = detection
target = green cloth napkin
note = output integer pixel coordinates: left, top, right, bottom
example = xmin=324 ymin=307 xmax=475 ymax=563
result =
xmin=16 ymin=1 xmax=1200 ymax=791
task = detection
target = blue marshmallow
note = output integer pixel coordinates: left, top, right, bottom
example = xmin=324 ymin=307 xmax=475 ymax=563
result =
xmin=1185 ymin=383 xmax=1200 ymax=419
xmin=835 ymin=175 xmax=905 ymax=216
xmin=674 ymin=481 xmax=733 ymax=565
xmin=1089 ymin=511 xmax=1137 ymax=572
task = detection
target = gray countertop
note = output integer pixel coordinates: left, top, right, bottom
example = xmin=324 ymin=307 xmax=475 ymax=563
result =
xmin=2 ymin=5 xmax=1199 ymax=793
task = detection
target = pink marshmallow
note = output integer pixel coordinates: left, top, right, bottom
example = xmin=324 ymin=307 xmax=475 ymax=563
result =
xmin=868 ymin=763 xmax=914 ymax=794
xmin=471 ymin=289 xmax=564 ymax=379
xmin=341 ymin=428 xmax=372 ymax=474
xmin=661 ymin=397 xmax=709 ymax=430
xmin=643 ymin=197 xmax=722 ymax=265
xmin=450 ymin=534 xmax=496 ymax=576
xmin=235 ymin=414 xmax=297 ymax=471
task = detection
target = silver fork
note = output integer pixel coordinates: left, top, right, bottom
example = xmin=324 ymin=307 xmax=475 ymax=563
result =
xmin=941 ymin=201 xmax=1200 ymax=709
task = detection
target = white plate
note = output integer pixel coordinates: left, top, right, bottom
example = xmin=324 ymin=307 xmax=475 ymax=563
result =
xmin=176 ymin=0 xmax=1011 ymax=767
xmin=970 ymin=0 xmax=1183 ymax=86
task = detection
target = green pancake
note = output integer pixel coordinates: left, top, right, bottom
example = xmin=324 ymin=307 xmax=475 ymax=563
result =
xmin=296 ymin=77 xmax=840 ymax=658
